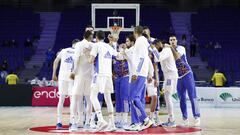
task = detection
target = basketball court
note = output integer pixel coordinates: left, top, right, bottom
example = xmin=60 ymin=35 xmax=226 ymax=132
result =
xmin=1 ymin=1 xmax=240 ymax=135
xmin=0 ymin=106 xmax=239 ymax=135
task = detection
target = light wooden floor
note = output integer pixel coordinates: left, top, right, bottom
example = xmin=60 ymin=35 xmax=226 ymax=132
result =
xmin=0 ymin=107 xmax=240 ymax=135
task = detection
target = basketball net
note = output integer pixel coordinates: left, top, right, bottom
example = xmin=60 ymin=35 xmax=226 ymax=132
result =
xmin=110 ymin=26 xmax=122 ymax=39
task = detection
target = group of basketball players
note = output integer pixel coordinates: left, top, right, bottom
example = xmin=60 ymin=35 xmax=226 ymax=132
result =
xmin=51 ymin=25 xmax=201 ymax=132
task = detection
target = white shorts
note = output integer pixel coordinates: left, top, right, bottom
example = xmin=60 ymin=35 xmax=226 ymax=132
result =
xmin=163 ymin=78 xmax=178 ymax=94
xmin=91 ymin=75 xmax=113 ymax=94
xmin=147 ymin=81 xmax=157 ymax=97
xmin=58 ymin=80 xmax=73 ymax=95
xmin=72 ymin=76 xmax=92 ymax=96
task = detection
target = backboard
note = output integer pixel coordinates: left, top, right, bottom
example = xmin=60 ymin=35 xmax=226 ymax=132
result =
xmin=91 ymin=3 xmax=140 ymax=32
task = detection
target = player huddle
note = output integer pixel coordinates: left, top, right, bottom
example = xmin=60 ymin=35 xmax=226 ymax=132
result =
xmin=52 ymin=25 xmax=201 ymax=132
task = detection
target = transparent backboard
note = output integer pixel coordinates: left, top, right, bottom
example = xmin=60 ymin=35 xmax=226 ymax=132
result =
xmin=91 ymin=3 xmax=140 ymax=32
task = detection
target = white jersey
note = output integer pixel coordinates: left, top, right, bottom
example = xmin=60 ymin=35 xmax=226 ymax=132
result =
xmin=125 ymin=36 xmax=150 ymax=77
xmin=74 ymin=39 xmax=94 ymax=79
xmin=57 ymin=47 xmax=75 ymax=81
xmin=124 ymin=48 xmax=135 ymax=80
xmin=90 ymin=41 xmax=117 ymax=77
xmin=152 ymin=47 xmax=178 ymax=79
xmin=148 ymin=57 xmax=154 ymax=78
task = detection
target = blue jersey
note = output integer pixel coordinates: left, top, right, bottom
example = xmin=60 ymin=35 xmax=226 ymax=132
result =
xmin=175 ymin=47 xmax=192 ymax=77
xmin=113 ymin=58 xmax=129 ymax=78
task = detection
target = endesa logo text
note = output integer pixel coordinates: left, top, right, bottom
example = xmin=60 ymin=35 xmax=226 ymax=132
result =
xmin=33 ymin=87 xmax=69 ymax=99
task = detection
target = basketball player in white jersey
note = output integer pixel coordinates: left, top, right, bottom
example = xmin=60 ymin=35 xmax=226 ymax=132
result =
xmin=123 ymin=26 xmax=153 ymax=131
xmin=69 ymin=31 xmax=94 ymax=131
xmin=52 ymin=39 xmax=79 ymax=129
xmin=151 ymin=40 xmax=178 ymax=127
xmin=84 ymin=25 xmax=105 ymax=129
xmin=89 ymin=30 xmax=124 ymax=132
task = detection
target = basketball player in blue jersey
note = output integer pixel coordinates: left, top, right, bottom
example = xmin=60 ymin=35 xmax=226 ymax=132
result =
xmin=143 ymin=26 xmax=162 ymax=126
xmin=169 ymin=35 xmax=201 ymax=127
xmin=112 ymin=35 xmax=135 ymax=128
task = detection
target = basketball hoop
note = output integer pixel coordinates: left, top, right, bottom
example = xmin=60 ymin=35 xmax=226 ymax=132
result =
xmin=109 ymin=26 xmax=122 ymax=39
xmin=111 ymin=26 xmax=121 ymax=32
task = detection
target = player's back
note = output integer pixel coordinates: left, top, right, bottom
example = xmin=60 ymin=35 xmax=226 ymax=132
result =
xmin=75 ymin=40 xmax=93 ymax=78
xmin=135 ymin=36 xmax=149 ymax=58
xmin=58 ymin=47 xmax=75 ymax=81
xmin=159 ymin=47 xmax=178 ymax=79
xmin=134 ymin=36 xmax=150 ymax=77
xmin=79 ymin=53 xmax=93 ymax=79
xmin=93 ymin=41 xmax=114 ymax=76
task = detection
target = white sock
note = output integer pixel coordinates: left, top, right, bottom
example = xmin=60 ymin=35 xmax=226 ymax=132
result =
xmin=150 ymin=112 xmax=154 ymax=119
xmin=90 ymin=112 xmax=96 ymax=125
xmin=115 ymin=113 xmax=121 ymax=123
xmin=90 ymin=90 xmax=101 ymax=111
xmin=96 ymin=110 xmax=104 ymax=122
xmin=57 ymin=95 xmax=65 ymax=123
xmin=103 ymin=93 xmax=114 ymax=113
xmin=154 ymin=111 xmax=159 ymax=117
xmin=123 ymin=100 xmax=129 ymax=113
xmin=109 ymin=114 xmax=114 ymax=125
xmin=122 ymin=113 xmax=128 ymax=124
xmin=77 ymin=95 xmax=84 ymax=125
xmin=164 ymin=91 xmax=174 ymax=122
xmin=85 ymin=95 xmax=92 ymax=125
xmin=70 ymin=95 xmax=80 ymax=124
xmin=144 ymin=117 xmax=150 ymax=123
xmin=77 ymin=111 xmax=84 ymax=125
xmin=103 ymin=93 xmax=114 ymax=124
